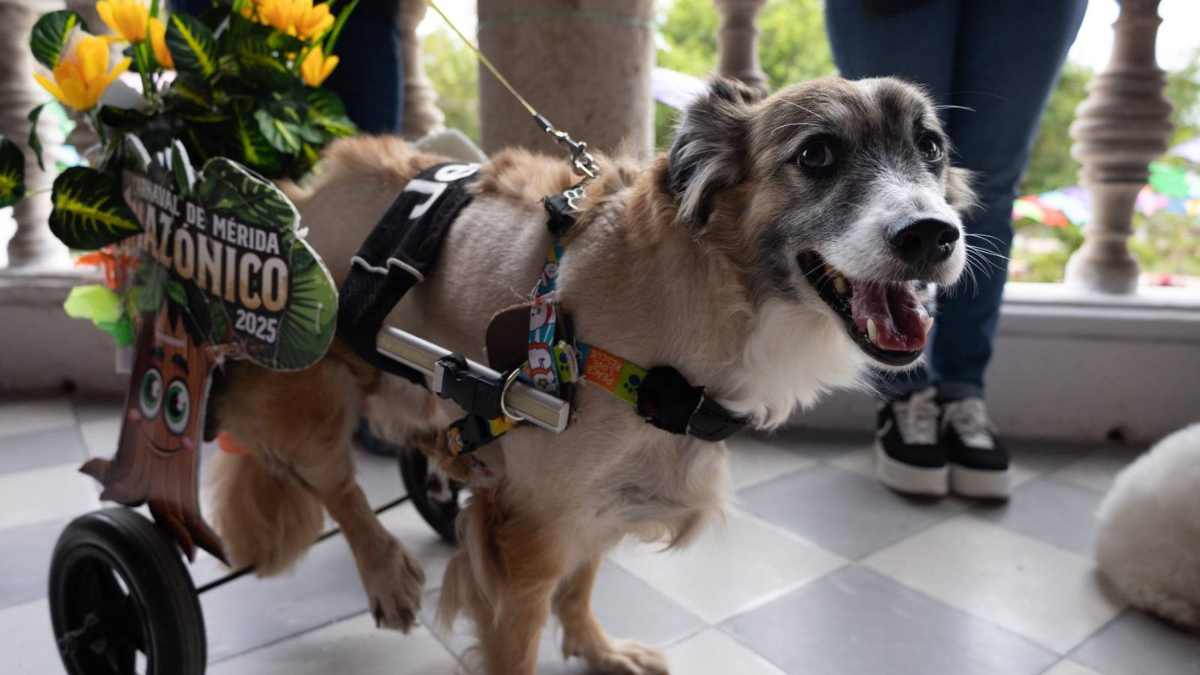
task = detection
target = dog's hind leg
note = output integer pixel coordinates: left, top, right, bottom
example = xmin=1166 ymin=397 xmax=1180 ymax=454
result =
xmin=439 ymin=488 xmax=565 ymax=675
xmin=554 ymin=554 xmax=669 ymax=675
xmin=212 ymin=357 xmax=425 ymax=632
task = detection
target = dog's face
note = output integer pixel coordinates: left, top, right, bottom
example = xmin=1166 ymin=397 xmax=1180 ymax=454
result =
xmin=668 ymin=77 xmax=973 ymax=368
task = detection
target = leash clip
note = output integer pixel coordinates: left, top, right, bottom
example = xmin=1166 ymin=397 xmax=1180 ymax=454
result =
xmin=535 ymin=114 xmax=599 ymax=179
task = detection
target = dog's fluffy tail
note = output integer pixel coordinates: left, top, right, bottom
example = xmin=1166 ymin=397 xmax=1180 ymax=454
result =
xmin=208 ymin=448 xmax=324 ymax=576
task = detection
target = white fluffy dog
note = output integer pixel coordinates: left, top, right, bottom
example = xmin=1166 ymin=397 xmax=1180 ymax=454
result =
xmin=1095 ymin=423 xmax=1200 ymax=629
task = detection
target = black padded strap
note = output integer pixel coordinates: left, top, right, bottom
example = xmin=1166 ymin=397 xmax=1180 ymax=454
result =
xmin=337 ymin=162 xmax=481 ymax=382
xmin=635 ymin=366 xmax=752 ymax=442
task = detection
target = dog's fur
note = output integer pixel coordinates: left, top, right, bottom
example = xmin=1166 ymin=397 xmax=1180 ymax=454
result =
xmin=207 ymin=76 xmax=973 ymax=673
xmin=1096 ymin=423 xmax=1200 ymax=629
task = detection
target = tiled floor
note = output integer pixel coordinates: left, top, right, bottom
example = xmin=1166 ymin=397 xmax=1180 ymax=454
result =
xmin=2 ymin=396 xmax=1198 ymax=675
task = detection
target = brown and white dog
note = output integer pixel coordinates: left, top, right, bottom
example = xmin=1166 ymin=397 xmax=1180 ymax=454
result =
xmin=206 ymin=76 xmax=974 ymax=674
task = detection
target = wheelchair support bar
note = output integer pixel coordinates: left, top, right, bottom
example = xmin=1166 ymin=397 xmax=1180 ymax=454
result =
xmin=375 ymin=326 xmax=570 ymax=433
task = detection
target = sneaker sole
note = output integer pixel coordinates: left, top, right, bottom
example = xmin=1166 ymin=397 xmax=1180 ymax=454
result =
xmin=950 ymin=464 xmax=1011 ymax=500
xmin=874 ymin=442 xmax=948 ymax=497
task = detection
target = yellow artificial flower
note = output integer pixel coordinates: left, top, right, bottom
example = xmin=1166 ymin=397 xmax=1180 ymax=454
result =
xmin=149 ymin=18 xmax=173 ymax=68
xmin=256 ymin=0 xmax=334 ymax=40
xmin=33 ymin=34 xmax=131 ymax=111
xmin=300 ymin=44 xmax=337 ymax=86
xmin=96 ymin=0 xmax=150 ymax=43
xmin=293 ymin=2 xmax=333 ymax=39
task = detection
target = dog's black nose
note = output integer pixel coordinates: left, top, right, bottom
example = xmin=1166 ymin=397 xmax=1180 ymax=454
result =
xmin=889 ymin=219 xmax=959 ymax=265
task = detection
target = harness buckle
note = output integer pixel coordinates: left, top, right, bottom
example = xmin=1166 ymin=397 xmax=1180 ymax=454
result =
xmin=433 ymin=353 xmax=506 ymax=421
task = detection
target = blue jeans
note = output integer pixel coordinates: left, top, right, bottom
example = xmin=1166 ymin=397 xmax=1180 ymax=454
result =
xmin=170 ymin=0 xmax=404 ymax=135
xmin=825 ymin=0 xmax=1086 ymax=400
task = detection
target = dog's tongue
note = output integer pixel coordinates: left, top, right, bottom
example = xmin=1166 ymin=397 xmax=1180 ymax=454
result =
xmin=849 ymin=281 xmax=929 ymax=351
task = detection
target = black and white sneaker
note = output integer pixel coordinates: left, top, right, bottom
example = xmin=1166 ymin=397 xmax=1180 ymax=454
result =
xmin=941 ymin=397 xmax=1011 ymax=499
xmin=874 ymin=387 xmax=948 ymax=496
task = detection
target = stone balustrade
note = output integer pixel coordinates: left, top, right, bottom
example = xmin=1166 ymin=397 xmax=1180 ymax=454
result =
xmin=1065 ymin=0 xmax=1173 ymax=294
xmin=0 ymin=0 xmax=1178 ymax=297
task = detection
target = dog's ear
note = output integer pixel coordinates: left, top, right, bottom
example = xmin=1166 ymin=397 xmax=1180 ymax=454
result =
xmin=667 ymin=77 xmax=766 ymax=225
xmin=944 ymin=166 xmax=978 ymax=215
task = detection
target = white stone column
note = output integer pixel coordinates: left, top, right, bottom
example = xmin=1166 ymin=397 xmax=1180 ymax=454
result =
xmin=1 ymin=0 xmax=69 ymax=269
xmin=713 ymin=0 xmax=768 ymax=92
xmin=1065 ymin=0 xmax=1173 ymax=294
xmin=397 ymin=0 xmax=446 ymax=141
xmin=477 ymin=0 xmax=656 ymax=159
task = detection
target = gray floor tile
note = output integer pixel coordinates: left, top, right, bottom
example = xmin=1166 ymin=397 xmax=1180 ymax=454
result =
xmin=70 ymin=396 xmax=125 ymax=425
xmin=352 ymin=446 xmax=405 ymax=508
xmin=738 ymin=464 xmax=961 ymax=559
xmin=0 ymin=519 xmax=65 ymax=609
xmin=721 ymin=566 xmax=1058 ymax=675
xmin=420 ymin=561 xmax=704 ymax=673
xmin=1070 ymin=609 xmax=1200 ymax=675
xmin=756 ymin=428 xmax=873 ymax=462
xmin=0 ymin=425 xmax=89 ymax=474
xmin=973 ymin=477 xmax=1105 ymax=556
xmin=1006 ymin=440 xmax=1097 ymax=479
xmin=202 ymin=532 xmax=382 ymax=662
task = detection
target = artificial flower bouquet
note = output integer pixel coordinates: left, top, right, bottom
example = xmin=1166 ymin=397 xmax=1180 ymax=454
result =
xmin=0 ymin=0 xmax=357 ymax=347
xmin=1 ymin=0 xmax=358 ymax=218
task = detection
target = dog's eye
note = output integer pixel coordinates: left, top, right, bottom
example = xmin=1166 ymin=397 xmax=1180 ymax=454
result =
xmin=798 ymin=142 xmax=836 ymax=169
xmin=918 ymin=135 xmax=943 ymax=163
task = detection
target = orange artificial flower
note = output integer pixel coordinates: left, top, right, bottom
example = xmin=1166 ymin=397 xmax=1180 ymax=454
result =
xmin=149 ymin=17 xmax=173 ymax=68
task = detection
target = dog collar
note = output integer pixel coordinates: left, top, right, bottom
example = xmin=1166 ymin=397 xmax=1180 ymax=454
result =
xmin=442 ymin=192 xmax=752 ymax=454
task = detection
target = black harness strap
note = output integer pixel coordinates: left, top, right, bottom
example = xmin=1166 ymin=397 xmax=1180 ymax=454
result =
xmin=337 ymin=162 xmax=481 ymax=382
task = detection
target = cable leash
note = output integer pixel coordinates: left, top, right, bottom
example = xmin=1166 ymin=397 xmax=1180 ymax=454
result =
xmin=420 ymin=0 xmax=599 ymax=180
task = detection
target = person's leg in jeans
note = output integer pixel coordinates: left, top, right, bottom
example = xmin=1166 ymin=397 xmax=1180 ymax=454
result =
xmin=824 ymin=0 xmax=1087 ymax=498
xmin=933 ymin=0 xmax=1087 ymax=399
xmin=322 ymin=0 xmax=404 ymax=135
xmin=928 ymin=0 xmax=1085 ymax=498
xmin=825 ymin=0 xmax=958 ymax=400
xmin=825 ymin=0 xmax=964 ymax=497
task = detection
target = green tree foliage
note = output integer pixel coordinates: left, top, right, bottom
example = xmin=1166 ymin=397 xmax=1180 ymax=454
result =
xmin=422 ymin=27 xmax=481 ymax=143
xmin=1020 ymin=62 xmax=1091 ymax=195
xmin=655 ymin=0 xmax=832 ymax=148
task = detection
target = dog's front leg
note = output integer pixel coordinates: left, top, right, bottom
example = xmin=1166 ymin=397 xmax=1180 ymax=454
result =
xmin=554 ymin=555 xmax=669 ymax=675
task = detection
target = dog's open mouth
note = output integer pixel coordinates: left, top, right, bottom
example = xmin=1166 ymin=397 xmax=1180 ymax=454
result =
xmin=799 ymin=252 xmax=931 ymax=367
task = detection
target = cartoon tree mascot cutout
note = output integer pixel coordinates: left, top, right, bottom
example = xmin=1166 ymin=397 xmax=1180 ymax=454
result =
xmin=57 ymin=135 xmax=337 ymax=562
xmin=82 ymin=303 xmax=224 ymax=559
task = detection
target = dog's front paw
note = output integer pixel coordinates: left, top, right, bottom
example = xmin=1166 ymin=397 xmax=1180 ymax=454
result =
xmin=588 ymin=639 xmax=669 ymax=675
xmin=362 ymin=541 xmax=426 ymax=633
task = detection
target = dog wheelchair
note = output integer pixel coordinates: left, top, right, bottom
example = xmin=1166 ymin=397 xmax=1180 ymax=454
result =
xmin=45 ymin=126 xmax=572 ymax=675
xmin=49 ymin=315 xmax=570 ymax=675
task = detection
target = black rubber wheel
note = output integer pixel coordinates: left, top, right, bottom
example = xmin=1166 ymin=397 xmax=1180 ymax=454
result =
xmin=398 ymin=446 xmax=463 ymax=544
xmin=49 ymin=508 xmax=206 ymax=675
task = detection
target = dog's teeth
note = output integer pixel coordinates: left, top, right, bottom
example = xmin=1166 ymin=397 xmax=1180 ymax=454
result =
xmin=924 ymin=317 xmax=935 ymax=334
xmin=833 ymin=277 xmax=849 ymax=295
xmin=867 ymin=318 xmax=879 ymax=345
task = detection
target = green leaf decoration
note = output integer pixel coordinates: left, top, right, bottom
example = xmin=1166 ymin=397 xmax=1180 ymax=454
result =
xmin=266 ymin=30 xmax=305 ymax=53
xmin=49 ymin=167 xmax=143 ymax=250
xmin=0 ymin=137 xmax=26 ymax=208
xmin=254 ymin=108 xmax=302 ymax=155
xmin=97 ymin=105 xmax=151 ymax=132
xmin=234 ymin=37 xmax=296 ymax=91
xmin=232 ymin=108 xmax=281 ymax=175
xmin=27 ymin=104 xmax=46 ymax=172
xmin=121 ymin=142 xmax=337 ymax=370
xmin=170 ymin=140 xmax=196 ymax=196
xmin=194 ymin=160 xmax=336 ymax=369
xmin=30 ymin=11 xmax=88 ymax=69
xmin=306 ymin=89 xmax=357 ymax=138
xmin=166 ymin=13 xmax=219 ymax=81
xmin=323 ymin=0 xmax=361 ymax=56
